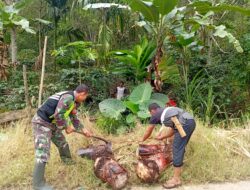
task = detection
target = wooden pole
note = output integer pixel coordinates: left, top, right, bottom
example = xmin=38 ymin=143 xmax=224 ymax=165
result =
xmin=23 ymin=64 xmax=31 ymax=132
xmin=38 ymin=36 xmax=48 ymax=107
xmin=23 ymin=65 xmax=31 ymax=109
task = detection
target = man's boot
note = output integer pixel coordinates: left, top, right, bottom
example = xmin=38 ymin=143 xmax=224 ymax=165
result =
xmin=59 ymin=144 xmax=75 ymax=165
xmin=33 ymin=162 xmax=53 ymax=190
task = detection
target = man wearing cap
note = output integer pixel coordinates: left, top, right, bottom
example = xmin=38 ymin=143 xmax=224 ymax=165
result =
xmin=141 ymin=103 xmax=196 ymax=189
xmin=31 ymin=84 xmax=93 ymax=190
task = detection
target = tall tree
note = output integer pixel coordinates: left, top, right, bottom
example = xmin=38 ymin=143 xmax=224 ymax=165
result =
xmin=46 ymin=0 xmax=68 ymax=49
xmin=0 ymin=0 xmax=35 ymax=66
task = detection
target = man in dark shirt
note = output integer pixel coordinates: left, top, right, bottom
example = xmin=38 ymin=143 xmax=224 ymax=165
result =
xmin=32 ymin=84 xmax=93 ymax=190
xmin=142 ymin=103 xmax=196 ymax=189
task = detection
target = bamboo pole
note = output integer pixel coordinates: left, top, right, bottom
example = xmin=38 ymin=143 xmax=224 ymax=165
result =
xmin=38 ymin=36 xmax=48 ymax=107
xmin=23 ymin=65 xmax=31 ymax=108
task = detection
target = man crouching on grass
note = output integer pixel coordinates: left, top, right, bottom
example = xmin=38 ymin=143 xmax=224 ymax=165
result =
xmin=31 ymin=84 xmax=93 ymax=190
xmin=141 ymin=103 xmax=196 ymax=189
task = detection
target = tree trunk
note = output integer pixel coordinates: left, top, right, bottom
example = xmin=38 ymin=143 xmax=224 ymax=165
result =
xmin=0 ymin=32 xmax=8 ymax=80
xmin=207 ymin=32 xmax=213 ymax=65
xmin=78 ymin=60 xmax=81 ymax=84
xmin=152 ymin=42 xmax=163 ymax=92
xmin=0 ymin=109 xmax=36 ymax=124
xmin=38 ymin=0 xmax=42 ymax=52
xmin=10 ymin=27 xmax=17 ymax=67
xmin=53 ymin=7 xmax=57 ymax=72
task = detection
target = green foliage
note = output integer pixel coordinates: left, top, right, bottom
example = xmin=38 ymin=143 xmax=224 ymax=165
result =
xmin=99 ymin=98 xmax=126 ymax=119
xmin=0 ymin=2 xmax=35 ymax=33
xmin=200 ymin=86 xmax=219 ymax=125
xmin=130 ymin=0 xmax=159 ymax=22
xmin=128 ymin=82 xmax=152 ymax=104
xmin=82 ymin=1 xmax=132 ymax=66
xmin=189 ymin=1 xmax=250 ymax=16
xmin=52 ymin=41 xmax=96 ymax=62
xmin=111 ymin=37 xmax=156 ymax=82
xmin=96 ymin=113 xmax=130 ymax=134
xmin=99 ymin=83 xmax=169 ymax=123
xmin=184 ymin=70 xmax=204 ymax=111
xmin=213 ymin=25 xmax=243 ymax=53
xmin=151 ymin=93 xmax=169 ymax=107
xmin=123 ymin=101 xmax=139 ymax=114
xmin=158 ymin=54 xmax=180 ymax=82
xmin=17 ymin=49 xmax=37 ymax=65
xmin=0 ymin=69 xmax=67 ymax=111
xmin=60 ymin=68 xmax=115 ymax=104
xmin=154 ymin=0 xmax=178 ymax=16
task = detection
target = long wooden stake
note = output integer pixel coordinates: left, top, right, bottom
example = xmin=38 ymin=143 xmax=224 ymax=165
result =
xmin=38 ymin=36 xmax=48 ymax=107
xmin=23 ymin=65 xmax=30 ymax=109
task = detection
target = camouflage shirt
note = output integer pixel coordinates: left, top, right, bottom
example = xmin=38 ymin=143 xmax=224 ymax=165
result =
xmin=53 ymin=94 xmax=84 ymax=132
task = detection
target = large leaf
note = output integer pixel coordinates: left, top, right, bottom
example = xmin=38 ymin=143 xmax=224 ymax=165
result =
xmin=139 ymin=100 xmax=150 ymax=112
xmin=151 ymin=93 xmax=169 ymax=107
xmin=213 ymin=25 xmax=243 ymax=53
xmin=126 ymin=114 xmax=137 ymax=124
xmin=158 ymin=54 xmax=180 ymax=82
xmin=99 ymin=98 xmax=126 ymax=119
xmin=83 ymin=3 xmax=130 ymax=10
xmin=130 ymin=0 xmax=159 ymax=23
xmin=111 ymin=38 xmax=156 ymax=81
xmin=123 ymin=101 xmax=139 ymax=114
xmin=128 ymin=82 xmax=152 ymax=104
xmin=34 ymin=18 xmax=52 ymax=25
xmin=212 ymin=4 xmax=250 ymax=16
xmin=138 ymin=93 xmax=168 ymax=110
xmin=4 ymin=5 xmax=19 ymax=14
xmin=137 ymin=109 xmax=151 ymax=119
xmin=13 ymin=19 xmax=35 ymax=34
xmin=190 ymin=1 xmax=250 ymax=16
xmin=153 ymin=0 xmax=178 ymax=16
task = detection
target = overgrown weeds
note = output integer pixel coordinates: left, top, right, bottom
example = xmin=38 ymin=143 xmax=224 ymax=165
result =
xmin=0 ymin=116 xmax=249 ymax=189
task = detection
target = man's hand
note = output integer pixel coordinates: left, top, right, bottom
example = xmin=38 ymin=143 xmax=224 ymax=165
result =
xmin=142 ymin=125 xmax=155 ymax=142
xmin=65 ymin=125 xmax=75 ymax=134
xmin=155 ymin=135 xmax=164 ymax=141
xmin=82 ymin=128 xmax=93 ymax=137
xmin=155 ymin=127 xmax=174 ymax=140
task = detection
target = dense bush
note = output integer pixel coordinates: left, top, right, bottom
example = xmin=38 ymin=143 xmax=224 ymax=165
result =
xmin=60 ymin=68 xmax=119 ymax=104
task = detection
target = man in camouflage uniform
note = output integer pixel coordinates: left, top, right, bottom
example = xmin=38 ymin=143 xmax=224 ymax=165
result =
xmin=32 ymin=84 xmax=92 ymax=190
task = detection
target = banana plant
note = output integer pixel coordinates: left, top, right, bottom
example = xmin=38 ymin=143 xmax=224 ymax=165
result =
xmin=99 ymin=82 xmax=169 ymax=124
xmin=129 ymin=0 xmax=179 ymax=91
xmin=46 ymin=0 xmax=68 ymax=49
xmin=110 ymin=37 xmax=156 ymax=82
xmin=82 ymin=2 xmax=131 ymax=66
xmin=128 ymin=0 xmax=250 ymax=91
xmin=0 ymin=1 xmax=35 ymax=66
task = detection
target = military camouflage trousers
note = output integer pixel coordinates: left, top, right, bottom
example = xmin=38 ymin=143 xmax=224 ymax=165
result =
xmin=32 ymin=115 xmax=68 ymax=163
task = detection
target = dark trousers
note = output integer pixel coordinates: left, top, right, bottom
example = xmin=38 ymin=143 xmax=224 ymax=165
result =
xmin=172 ymin=119 xmax=196 ymax=167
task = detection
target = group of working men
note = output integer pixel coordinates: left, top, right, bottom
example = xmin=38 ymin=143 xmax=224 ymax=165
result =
xmin=32 ymin=84 xmax=196 ymax=189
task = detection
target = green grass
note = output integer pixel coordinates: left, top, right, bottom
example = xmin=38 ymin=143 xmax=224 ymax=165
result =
xmin=0 ymin=117 xmax=250 ymax=189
